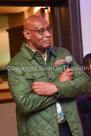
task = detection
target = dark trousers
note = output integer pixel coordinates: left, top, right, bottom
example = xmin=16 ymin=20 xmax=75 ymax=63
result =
xmin=59 ymin=121 xmax=72 ymax=136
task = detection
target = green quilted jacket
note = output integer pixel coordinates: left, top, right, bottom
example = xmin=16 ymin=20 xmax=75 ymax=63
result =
xmin=8 ymin=43 xmax=90 ymax=136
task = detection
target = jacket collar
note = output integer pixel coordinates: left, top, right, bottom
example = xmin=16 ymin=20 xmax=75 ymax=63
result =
xmin=20 ymin=42 xmax=35 ymax=60
xmin=49 ymin=46 xmax=57 ymax=57
xmin=20 ymin=42 xmax=57 ymax=60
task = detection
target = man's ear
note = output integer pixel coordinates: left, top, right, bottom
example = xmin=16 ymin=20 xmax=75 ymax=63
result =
xmin=23 ymin=30 xmax=31 ymax=40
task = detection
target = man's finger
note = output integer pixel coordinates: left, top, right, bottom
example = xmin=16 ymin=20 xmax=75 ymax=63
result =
xmin=31 ymin=85 xmax=40 ymax=91
xmin=68 ymin=72 xmax=73 ymax=76
xmin=32 ymin=82 xmax=44 ymax=85
xmin=65 ymin=69 xmax=73 ymax=73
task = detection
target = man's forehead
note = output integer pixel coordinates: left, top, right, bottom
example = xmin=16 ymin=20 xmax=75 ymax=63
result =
xmin=24 ymin=16 xmax=48 ymax=29
xmin=34 ymin=21 xmax=49 ymax=29
xmin=25 ymin=16 xmax=47 ymax=23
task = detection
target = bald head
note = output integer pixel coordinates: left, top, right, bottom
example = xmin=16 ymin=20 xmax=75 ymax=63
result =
xmin=23 ymin=15 xmax=48 ymax=30
xmin=23 ymin=15 xmax=51 ymax=52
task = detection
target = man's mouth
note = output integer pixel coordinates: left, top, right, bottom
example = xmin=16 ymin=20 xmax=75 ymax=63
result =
xmin=43 ymin=40 xmax=51 ymax=43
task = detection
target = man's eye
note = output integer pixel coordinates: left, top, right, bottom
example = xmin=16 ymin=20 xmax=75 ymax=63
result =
xmin=39 ymin=29 xmax=44 ymax=34
xmin=47 ymin=26 xmax=51 ymax=31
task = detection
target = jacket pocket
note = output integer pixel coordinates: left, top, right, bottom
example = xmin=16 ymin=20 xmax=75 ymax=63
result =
xmin=24 ymin=71 xmax=45 ymax=81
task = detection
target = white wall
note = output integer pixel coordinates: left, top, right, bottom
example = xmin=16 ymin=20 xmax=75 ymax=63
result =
xmin=80 ymin=0 xmax=91 ymax=56
xmin=0 ymin=16 xmax=10 ymax=67
xmin=0 ymin=31 xmax=10 ymax=67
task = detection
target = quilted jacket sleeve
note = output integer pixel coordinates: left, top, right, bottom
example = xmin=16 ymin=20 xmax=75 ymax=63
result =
xmin=8 ymin=64 xmax=56 ymax=114
xmin=54 ymin=50 xmax=90 ymax=98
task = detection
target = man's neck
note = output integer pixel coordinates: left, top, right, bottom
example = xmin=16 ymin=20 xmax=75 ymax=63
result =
xmin=26 ymin=42 xmax=46 ymax=60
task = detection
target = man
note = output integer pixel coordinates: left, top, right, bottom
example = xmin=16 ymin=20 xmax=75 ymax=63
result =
xmin=8 ymin=15 xmax=90 ymax=136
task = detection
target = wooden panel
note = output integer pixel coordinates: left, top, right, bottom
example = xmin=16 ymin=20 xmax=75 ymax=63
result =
xmin=0 ymin=81 xmax=13 ymax=103
xmin=60 ymin=6 xmax=72 ymax=52
xmin=68 ymin=0 xmax=83 ymax=65
xmin=50 ymin=0 xmax=83 ymax=65
xmin=0 ymin=81 xmax=9 ymax=91
xmin=7 ymin=26 xmax=25 ymax=58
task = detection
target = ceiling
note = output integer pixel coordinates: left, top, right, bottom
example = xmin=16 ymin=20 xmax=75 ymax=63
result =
xmin=0 ymin=6 xmax=30 ymax=13
xmin=0 ymin=0 xmax=66 ymax=7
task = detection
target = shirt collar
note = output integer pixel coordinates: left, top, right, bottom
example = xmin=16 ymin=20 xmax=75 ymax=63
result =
xmin=20 ymin=42 xmax=57 ymax=61
xmin=20 ymin=42 xmax=35 ymax=60
xmin=26 ymin=42 xmax=57 ymax=57
xmin=26 ymin=43 xmax=36 ymax=52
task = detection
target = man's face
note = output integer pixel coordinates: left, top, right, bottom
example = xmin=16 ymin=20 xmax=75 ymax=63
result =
xmin=29 ymin=19 xmax=51 ymax=51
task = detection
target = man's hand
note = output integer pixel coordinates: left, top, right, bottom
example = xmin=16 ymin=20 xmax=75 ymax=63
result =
xmin=58 ymin=69 xmax=73 ymax=81
xmin=31 ymin=82 xmax=58 ymax=96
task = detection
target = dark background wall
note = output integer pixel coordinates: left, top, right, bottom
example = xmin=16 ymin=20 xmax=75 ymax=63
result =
xmin=51 ymin=0 xmax=83 ymax=65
